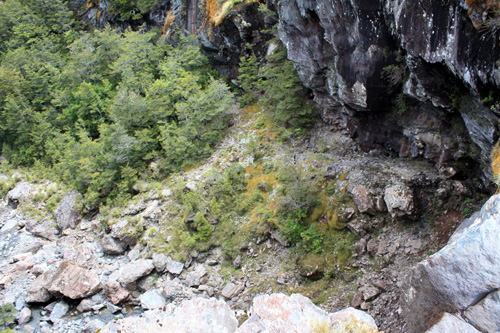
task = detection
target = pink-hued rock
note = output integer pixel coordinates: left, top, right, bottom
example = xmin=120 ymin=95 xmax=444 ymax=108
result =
xmin=105 ymin=281 xmax=130 ymax=305
xmin=348 ymin=184 xmax=376 ymax=215
xmin=45 ymin=261 xmax=101 ymax=299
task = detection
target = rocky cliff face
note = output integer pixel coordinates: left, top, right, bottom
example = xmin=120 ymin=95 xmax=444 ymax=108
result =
xmin=276 ymin=0 xmax=499 ymax=184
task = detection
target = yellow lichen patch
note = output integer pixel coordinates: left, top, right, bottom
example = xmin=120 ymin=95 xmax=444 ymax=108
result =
xmin=492 ymin=141 xmax=500 ymax=188
xmin=244 ymin=163 xmax=281 ymax=227
xmin=204 ymin=0 xmax=261 ymax=28
xmin=162 ymin=10 xmax=176 ymax=39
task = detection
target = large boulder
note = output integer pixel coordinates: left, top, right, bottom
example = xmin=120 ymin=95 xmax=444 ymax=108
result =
xmin=117 ymin=259 xmax=154 ymax=284
xmin=100 ymin=297 xmax=238 ymax=333
xmin=54 ymin=190 xmax=82 ymax=230
xmin=426 ymin=313 xmax=480 ymax=333
xmin=237 ymin=293 xmax=378 ymax=333
xmin=7 ymin=182 xmax=31 ymax=208
xmin=46 ymin=261 xmax=101 ymax=299
xmin=348 ymin=184 xmax=376 ymax=215
xmin=401 ymin=194 xmax=500 ymax=332
xmin=384 ymin=184 xmax=414 ymax=219
xmin=100 ymin=235 xmax=127 ymax=255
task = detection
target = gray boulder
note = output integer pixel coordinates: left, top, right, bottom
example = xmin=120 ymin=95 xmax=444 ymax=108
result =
xmin=49 ymin=301 xmax=69 ymax=323
xmin=464 ymin=289 xmax=500 ymax=332
xmin=54 ymin=190 xmax=82 ymax=230
xmin=185 ymin=265 xmax=207 ymax=287
xmin=426 ymin=313 xmax=479 ymax=333
xmin=401 ymin=194 xmax=500 ymax=332
xmin=100 ymin=235 xmax=127 ymax=255
xmin=7 ymin=182 xmax=31 ymax=207
xmin=25 ymin=220 xmax=58 ymax=241
xmin=83 ymin=319 xmax=105 ymax=333
xmin=384 ymin=184 xmax=414 ymax=219
xmin=139 ymin=290 xmax=165 ymax=310
xmin=100 ymin=297 xmax=238 ymax=333
xmin=348 ymin=184 xmax=376 ymax=215
xmin=117 ymin=259 xmax=154 ymax=284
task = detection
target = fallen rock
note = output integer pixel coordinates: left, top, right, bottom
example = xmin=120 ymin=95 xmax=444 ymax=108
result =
xmin=1 ymin=219 xmax=19 ymax=233
xmin=118 ymin=259 xmax=154 ymax=284
xmin=384 ymin=184 xmax=414 ymax=219
xmin=464 ymin=289 xmax=500 ymax=332
xmin=26 ymin=271 xmax=54 ymax=303
xmin=270 ymin=229 xmax=290 ymax=247
xmin=17 ymin=307 xmax=32 ymax=325
xmin=139 ymin=290 xmax=166 ymax=310
xmin=100 ymin=297 xmax=238 ymax=333
xmin=355 ymin=238 xmax=367 ymax=255
xmin=152 ymin=253 xmax=168 ymax=272
xmin=49 ymin=301 xmax=69 ymax=323
xmin=105 ymin=281 xmax=130 ymax=305
xmin=45 ymin=261 xmax=101 ymax=299
xmin=185 ymin=265 xmax=207 ymax=287
xmin=426 ymin=312 xmax=480 ymax=333
xmin=100 ymin=235 xmax=127 ymax=255
xmin=221 ymin=282 xmax=244 ymax=299
xmin=236 ymin=293 xmax=378 ymax=333
xmin=163 ymin=280 xmax=183 ymax=300
xmin=166 ymin=257 xmax=184 ymax=275
xmin=54 ymin=190 xmax=82 ymax=230
xmin=110 ymin=219 xmax=140 ymax=246
xmin=359 ymin=286 xmax=380 ymax=301
xmin=83 ymin=319 xmax=105 ymax=333
xmin=401 ymin=194 xmax=500 ymax=332
xmin=7 ymin=182 xmax=31 ymax=207
xmin=348 ymin=184 xmax=376 ymax=215
xmin=76 ymin=299 xmax=94 ymax=313
xmin=25 ymin=220 xmax=58 ymax=241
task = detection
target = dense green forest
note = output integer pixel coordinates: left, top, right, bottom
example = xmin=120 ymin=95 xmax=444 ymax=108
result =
xmin=0 ymin=0 xmax=315 ymax=210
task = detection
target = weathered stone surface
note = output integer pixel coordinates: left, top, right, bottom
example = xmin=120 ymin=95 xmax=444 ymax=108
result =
xmin=237 ymin=293 xmax=378 ymax=333
xmin=139 ymin=290 xmax=166 ymax=310
xmin=185 ymin=265 xmax=207 ymax=287
xmin=25 ymin=220 xmax=58 ymax=241
xmin=117 ymin=259 xmax=154 ymax=284
xmin=163 ymin=280 xmax=183 ymax=300
xmin=401 ymin=194 xmax=500 ymax=332
xmin=7 ymin=182 xmax=31 ymax=207
xmin=100 ymin=235 xmax=127 ymax=255
xmin=83 ymin=319 xmax=105 ymax=333
xmin=384 ymin=184 xmax=414 ymax=219
xmin=26 ymin=271 xmax=53 ymax=303
xmin=105 ymin=281 xmax=130 ymax=305
xmin=110 ymin=219 xmax=140 ymax=246
xmin=54 ymin=190 xmax=82 ymax=230
xmin=45 ymin=261 xmax=101 ymax=299
xmin=221 ymin=282 xmax=244 ymax=299
xmin=1 ymin=219 xmax=19 ymax=233
xmin=49 ymin=301 xmax=69 ymax=323
xmin=464 ymin=289 xmax=500 ymax=332
xmin=101 ymin=297 xmax=238 ymax=333
xmin=348 ymin=185 xmax=376 ymax=215
xmin=17 ymin=307 xmax=31 ymax=325
xmin=426 ymin=312 xmax=480 ymax=333
xmin=152 ymin=253 xmax=184 ymax=275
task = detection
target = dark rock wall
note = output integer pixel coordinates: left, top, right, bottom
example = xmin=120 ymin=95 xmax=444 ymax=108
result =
xmin=73 ymin=0 xmax=500 ymax=183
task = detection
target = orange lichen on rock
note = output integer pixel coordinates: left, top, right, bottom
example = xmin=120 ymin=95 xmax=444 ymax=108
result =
xmin=492 ymin=141 xmax=500 ymax=187
xmin=162 ymin=11 xmax=177 ymax=39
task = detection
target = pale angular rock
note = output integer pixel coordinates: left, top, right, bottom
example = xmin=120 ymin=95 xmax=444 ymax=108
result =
xmin=54 ymin=190 xmax=82 ymax=230
xmin=45 ymin=261 xmax=101 ymax=299
xmin=166 ymin=257 xmax=184 ymax=275
xmin=76 ymin=299 xmax=94 ymax=313
xmin=7 ymin=182 xmax=31 ymax=207
xmin=140 ymin=290 xmax=166 ymax=310
xmin=464 ymin=289 xmax=500 ymax=332
xmin=152 ymin=253 xmax=168 ymax=272
xmin=237 ymin=293 xmax=378 ymax=333
xmin=402 ymin=194 xmax=500 ymax=332
xmin=221 ymin=282 xmax=244 ymax=299
xmin=49 ymin=301 xmax=69 ymax=323
xmin=355 ymin=238 xmax=367 ymax=255
xmin=163 ymin=280 xmax=183 ymax=299
xmin=105 ymin=281 xmax=130 ymax=305
xmin=1 ymin=219 xmax=19 ymax=233
xmin=117 ymin=259 xmax=154 ymax=284
xmin=384 ymin=184 xmax=414 ymax=219
xmin=26 ymin=271 xmax=53 ymax=303
xmin=348 ymin=184 xmax=376 ymax=215
xmin=83 ymin=319 xmax=104 ymax=333
xmin=17 ymin=307 xmax=32 ymax=325
xmin=100 ymin=235 xmax=127 ymax=255
xmin=25 ymin=220 xmax=58 ymax=241
xmin=426 ymin=313 xmax=479 ymax=333
xmin=270 ymin=229 xmax=290 ymax=247
xmin=110 ymin=219 xmax=139 ymax=246
xmin=100 ymin=297 xmax=238 ymax=333
xmin=185 ymin=265 xmax=207 ymax=287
